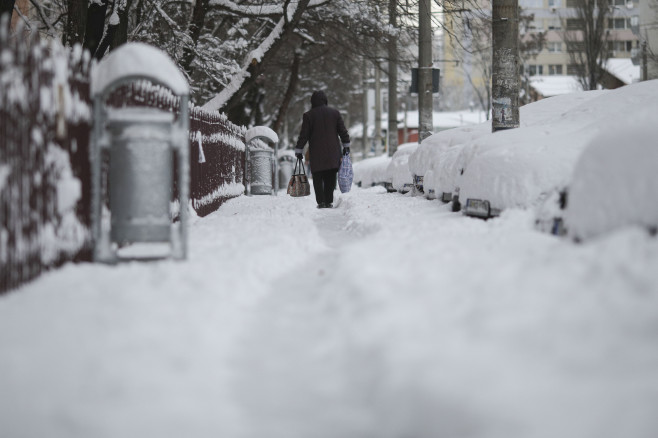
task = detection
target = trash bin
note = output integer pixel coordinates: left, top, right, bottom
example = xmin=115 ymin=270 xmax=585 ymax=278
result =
xmin=90 ymin=42 xmax=190 ymax=263
xmin=244 ymin=126 xmax=279 ymax=196
xmin=278 ymin=155 xmax=295 ymax=189
xmin=249 ymin=148 xmax=275 ymax=195
xmin=107 ymin=108 xmax=174 ymax=243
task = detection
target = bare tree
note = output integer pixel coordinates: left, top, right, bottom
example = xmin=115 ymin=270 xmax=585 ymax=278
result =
xmin=519 ymin=11 xmax=546 ymax=104
xmin=561 ymin=0 xmax=611 ymax=90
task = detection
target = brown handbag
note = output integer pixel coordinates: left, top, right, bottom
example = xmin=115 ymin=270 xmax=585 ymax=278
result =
xmin=287 ymin=158 xmax=311 ymax=197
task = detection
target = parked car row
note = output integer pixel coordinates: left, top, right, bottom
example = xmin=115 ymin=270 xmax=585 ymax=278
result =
xmin=352 ymin=80 xmax=658 ymax=241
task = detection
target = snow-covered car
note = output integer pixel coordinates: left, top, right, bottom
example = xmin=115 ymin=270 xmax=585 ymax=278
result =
xmin=562 ymin=122 xmax=658 ymax=241
xmin=409 ymin=123 xmax=490 ymax=200
xmin=352 ymin=154 xmax=392 ymax=188
xmin=385 ymin=143 xmax=418 ymax=193
xmin=448 ymin=81 xmax=658 ymax=222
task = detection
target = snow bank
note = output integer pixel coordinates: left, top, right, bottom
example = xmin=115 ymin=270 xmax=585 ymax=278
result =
xmin=564 ymin=121 xmax=658 ymax=240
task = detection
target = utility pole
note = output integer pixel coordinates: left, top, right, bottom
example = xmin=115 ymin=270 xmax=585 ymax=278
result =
xmin=362 ymin=60 xmax=369 ymax=159
xmin=491 ymin=0 xmax=520 ymax=132
xmin=418 ymin=0 xmax=433 ymax=143
xmin=642 ymin=41 xmax=648 ymax=81
xmin=374 ymin=62 xmax=383 ymax=155
xmin=388 ymin=0 xmax=399 ymax=156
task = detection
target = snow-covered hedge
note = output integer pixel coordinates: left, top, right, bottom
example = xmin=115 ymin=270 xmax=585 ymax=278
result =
xmin=1 ymin=35 xmax=247 ymax=293
xmin=1 ymin=32 xmax=92 ymax=294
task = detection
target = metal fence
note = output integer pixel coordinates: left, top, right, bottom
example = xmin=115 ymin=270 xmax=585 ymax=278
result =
xmin=106 ymin=82 xmax=246 ymax=217
xmin=1 ymin=35 xmax=246 ymax=295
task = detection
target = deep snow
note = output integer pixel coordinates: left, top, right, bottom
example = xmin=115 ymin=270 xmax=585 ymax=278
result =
xmin=1 ymin=185 xmax=657 ymax=438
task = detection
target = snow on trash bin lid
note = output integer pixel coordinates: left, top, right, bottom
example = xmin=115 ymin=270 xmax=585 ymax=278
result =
xmin=91 ymin=43 xmax=189 ymax=96
xmin=245 ymin=126 xmax=279 ymax=145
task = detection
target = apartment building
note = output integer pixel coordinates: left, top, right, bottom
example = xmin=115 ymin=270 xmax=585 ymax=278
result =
xmin=522 ymin=0 xmax=641 ymax=77
xmin=440 ymin=0 xmax=642 ymax=108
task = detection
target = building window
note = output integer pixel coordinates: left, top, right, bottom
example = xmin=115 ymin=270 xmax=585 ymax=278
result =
xmin=608 ymin=18 xmax=627 ymax=29
xmin=549 ymin=64 xmax=563 ymax=75
xmin=566 ymin=41 xmax=586 ymax=52
xmin=566 ymin=0 xmax=582 ymax=7
xmin=547 ymin=42 xmax=562 ymax=53
xmin=528 ymin=65 xmax=544 ymax=76
xmin=567 ymin=64 xmax=585 ymax=75
xmin=608 ymin=40 xmax=633 ymax=52
xmin=566 ymin=18 xmax=584 ymax=30
xmin=548 ymin=0 xmax=561 ymax=7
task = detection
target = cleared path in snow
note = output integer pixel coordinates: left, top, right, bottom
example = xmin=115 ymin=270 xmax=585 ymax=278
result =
xmin=1 ymin=187 xmax=657 ymax=438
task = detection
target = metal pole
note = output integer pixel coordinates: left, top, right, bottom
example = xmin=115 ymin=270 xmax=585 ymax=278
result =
xmin=374 ymin=62 xmax=382 ymax=155
xmin=418 ymin=0 xmax=433 ymax=143
xmin=362 ymin=60 xmax=369 ymax=159
xmin=492 ymin=0 xmax=520 ymax=132
xmin=388 ymin=0 xmax=399 ymax=156
xmin=273 ymin=141 xmax=278 ymax=196
xmin=642 ymin=41 xmax=648 ymax=81
xmin=177 ymin=94 xmax=190 ymax=259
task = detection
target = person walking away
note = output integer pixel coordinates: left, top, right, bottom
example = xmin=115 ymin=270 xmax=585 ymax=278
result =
xmin=294 ymin=90 xmax=350 ymax=208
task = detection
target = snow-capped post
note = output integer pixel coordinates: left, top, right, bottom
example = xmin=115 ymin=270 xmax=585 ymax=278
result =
xmin=90 ymin=43 xmax=190 ymax=263
xmin=491 ymin=0 xmax=520 ymax=132
xmin=244 ymin=126 xmax=279 ymax=196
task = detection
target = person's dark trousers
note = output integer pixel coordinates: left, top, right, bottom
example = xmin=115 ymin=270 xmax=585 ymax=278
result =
xmin=312 ymin=169 xmax=338 ymax=206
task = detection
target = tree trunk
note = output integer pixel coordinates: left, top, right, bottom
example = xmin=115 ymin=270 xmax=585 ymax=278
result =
xmin=83 ymin=0 xmax=108 ymax=55
xmin=111 ymin=0 xmax=133 ymax=50
xmin=272 ymin=50 xmax=301 ymax=133
xmin=0 ymin=0 xmax=15 ymax=31
xmin=63 ymin=0 xmax=87 ymax=46
xmin=181 ymin=0 xmax=210 ymax=75
xmin=223 ymin=0 xmax=311 ymax=116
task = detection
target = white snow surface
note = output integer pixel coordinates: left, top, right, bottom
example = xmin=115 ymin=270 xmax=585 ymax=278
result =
xmin=245 ymin=126 xmax=279 ymax=145
xmin=91 ymin=43 xmax=188 ymax=96
xmin=529 ymin=75 xmax=583 ymax=97
xmin=605 ymin=58 xmax=641 ymax=85
xmin=1 ymin=185 xmax=658 ymax=438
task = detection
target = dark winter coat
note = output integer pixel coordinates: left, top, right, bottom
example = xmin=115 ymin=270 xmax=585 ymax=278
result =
xmin=295 ymin=91 xmax=350 ymax=173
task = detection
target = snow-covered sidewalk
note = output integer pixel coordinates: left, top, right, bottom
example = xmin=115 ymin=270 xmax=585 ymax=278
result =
xmin=1 ymin=187 xmax=657 ymax=438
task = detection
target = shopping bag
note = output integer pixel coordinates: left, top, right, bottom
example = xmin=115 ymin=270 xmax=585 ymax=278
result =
xmin=287 ymin=158 xmax=311 ymax=197
xmin=337 ymin=151 xmax=353 ymax=193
